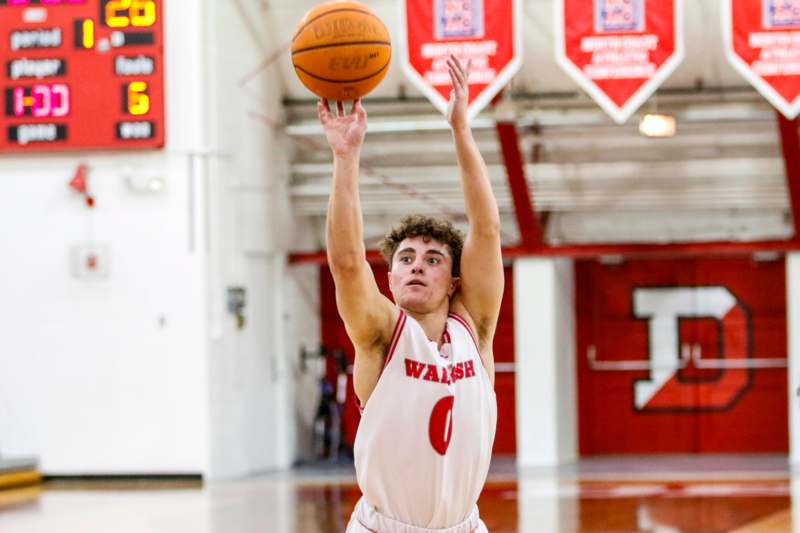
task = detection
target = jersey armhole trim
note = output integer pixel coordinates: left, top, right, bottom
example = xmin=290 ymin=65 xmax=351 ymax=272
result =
xmin=449 ymin=312 xmax=478 ymax=350
xmin=449 ymin=311 xmax=486 ymax=368
xmin=357 ymin=518 xmax=379 ymax=533
xmin=358 ymin=310 xmax=406 ymax=415
xmin=382 ymin=310 xmax=406 ymax=372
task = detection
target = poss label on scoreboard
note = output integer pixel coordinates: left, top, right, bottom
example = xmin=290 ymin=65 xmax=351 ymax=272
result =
xmin=0 ymin=0 xmax=164 ymax=152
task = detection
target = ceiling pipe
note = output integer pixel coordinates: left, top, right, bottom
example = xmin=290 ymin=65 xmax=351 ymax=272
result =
xmin=288 ymin=238 xmax=800 ymax=265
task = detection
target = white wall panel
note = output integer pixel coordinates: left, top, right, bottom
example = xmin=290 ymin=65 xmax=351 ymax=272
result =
xmin=514 ymin=258 xmax=577 ymax=467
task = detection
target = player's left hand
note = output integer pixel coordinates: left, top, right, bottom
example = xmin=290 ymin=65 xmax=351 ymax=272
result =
xmin=446 ymin=55 xmax=471 ymax=131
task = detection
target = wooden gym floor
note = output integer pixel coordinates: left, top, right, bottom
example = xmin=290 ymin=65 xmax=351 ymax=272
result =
xmin=0 ymin=455 xmax=794 ymax=532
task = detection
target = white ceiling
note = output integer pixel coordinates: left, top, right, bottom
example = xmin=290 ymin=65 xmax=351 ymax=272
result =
xmin=259 ymin=0 xmax=795 ymax=252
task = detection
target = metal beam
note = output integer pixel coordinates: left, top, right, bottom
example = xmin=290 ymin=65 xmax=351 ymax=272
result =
xmin=282 ymin=84 xmax=760 ymax=107
xmin=495 ymin=121 xmax=541 ymax=247
xmin=500 ymin=239 xmax=800 ymax=259
xmin=776 ymin=111 xmax=800 ymax=241
xmin=288 ymin=238 xmax=800 ymax=265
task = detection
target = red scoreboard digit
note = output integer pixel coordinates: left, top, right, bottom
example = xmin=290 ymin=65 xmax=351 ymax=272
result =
xmin=0 ymin=0 xmax=164 ymax=151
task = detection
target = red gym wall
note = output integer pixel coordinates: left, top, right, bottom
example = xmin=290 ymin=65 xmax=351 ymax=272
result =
xmin=576 ymin=256 xmax=788 ymax=454
xmin=320 ymin=264 xmax=517 ymax=454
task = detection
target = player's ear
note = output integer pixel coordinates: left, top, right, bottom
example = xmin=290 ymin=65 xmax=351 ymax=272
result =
xmin=448 ymin=277 xmax=460 ymax=298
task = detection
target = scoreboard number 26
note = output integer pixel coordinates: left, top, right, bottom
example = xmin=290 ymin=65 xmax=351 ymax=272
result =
xmin=103 ymin=0 xmax=156 ymax=28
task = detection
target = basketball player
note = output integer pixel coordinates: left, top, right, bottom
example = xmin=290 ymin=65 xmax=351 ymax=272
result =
xmin=318 ymin=55 xmax=502 ymax=533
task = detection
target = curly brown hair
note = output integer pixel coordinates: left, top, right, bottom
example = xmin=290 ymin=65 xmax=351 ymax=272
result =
xmin=378 ymin=215 xmax=465 ymax=276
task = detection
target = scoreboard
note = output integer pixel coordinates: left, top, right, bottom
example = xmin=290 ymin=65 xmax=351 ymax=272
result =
xmin=0 ymin=0 xmax=164 ymax=152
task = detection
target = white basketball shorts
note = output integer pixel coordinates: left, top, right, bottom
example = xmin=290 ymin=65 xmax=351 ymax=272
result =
xmin=346 ymin=498 xmax=489 ymax=533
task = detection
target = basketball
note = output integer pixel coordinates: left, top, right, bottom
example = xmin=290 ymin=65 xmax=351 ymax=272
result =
xmin=291 ymin=1 xmax=391 ymax=101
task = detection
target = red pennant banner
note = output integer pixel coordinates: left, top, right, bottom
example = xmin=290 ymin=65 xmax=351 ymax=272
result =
xmin=724 ymin=0 xmax=800 ymax=118
xmin=555 ymin=0 xmax=684 ymax=124
xmin=400 ymin=0 xmax=522 ymax=120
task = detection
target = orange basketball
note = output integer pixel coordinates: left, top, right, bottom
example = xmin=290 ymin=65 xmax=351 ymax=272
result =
xmin=291 ymin=1 xmax=391 ymax=101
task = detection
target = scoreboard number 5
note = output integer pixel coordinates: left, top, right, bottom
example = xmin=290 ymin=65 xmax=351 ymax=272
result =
xmin=104 ymin=0 xmax=157 ymax=28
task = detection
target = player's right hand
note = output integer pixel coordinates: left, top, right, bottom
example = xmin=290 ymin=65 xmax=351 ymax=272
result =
xmin=446 ymin=55 xmax=471 ymax=132
xmin=318 ymin=99 xmax=367 ymax=157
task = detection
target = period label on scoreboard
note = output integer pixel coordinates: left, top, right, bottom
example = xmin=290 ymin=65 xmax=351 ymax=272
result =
xmin=0 ymin=0 xmax=164 ymax=152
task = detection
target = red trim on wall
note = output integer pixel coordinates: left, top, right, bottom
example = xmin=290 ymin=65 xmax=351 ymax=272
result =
xmin=776 ymin=111 xmax=800 ymax=241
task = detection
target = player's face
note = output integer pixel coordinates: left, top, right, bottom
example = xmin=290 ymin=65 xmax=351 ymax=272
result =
xmin=388 ymin=236 xmax=458 ymax=313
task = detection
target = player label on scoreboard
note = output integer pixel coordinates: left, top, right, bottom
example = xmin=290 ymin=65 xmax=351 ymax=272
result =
xmin=0 ymin=0 xmax=164 ymax=152
xmin=555 ymin=0 xmax=685 ymax=124
xmin=400 ymin=0 xmax=522 ymax=121
xmin=723 ymin=0 xmax=800 ymax=118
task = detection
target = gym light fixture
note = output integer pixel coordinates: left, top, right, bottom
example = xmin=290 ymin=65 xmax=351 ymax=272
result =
xmin=639 ymin=113 xmax=676 ymax=137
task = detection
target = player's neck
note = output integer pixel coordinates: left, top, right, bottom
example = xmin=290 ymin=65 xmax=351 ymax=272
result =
xmin=403 ymin=307 xmax=449 ymax=349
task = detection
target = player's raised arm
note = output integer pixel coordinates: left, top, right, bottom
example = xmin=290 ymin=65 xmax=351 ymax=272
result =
xmin=319 ymin=99 xmax=396 ymax=354
xmin=446 ymin=56 xmax=504 ymax=346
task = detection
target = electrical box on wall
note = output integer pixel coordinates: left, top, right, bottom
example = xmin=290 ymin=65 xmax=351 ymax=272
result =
xmin=70 ymin=243 xmax=109 ymax=280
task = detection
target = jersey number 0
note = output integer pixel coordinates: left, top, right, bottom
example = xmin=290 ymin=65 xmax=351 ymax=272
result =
xmin=429 ymin=395 xmax=455 ymax=455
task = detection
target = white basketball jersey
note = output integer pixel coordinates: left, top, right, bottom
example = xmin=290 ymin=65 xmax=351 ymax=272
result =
xmin=353 ymin=310 xmax=497 ymax=528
